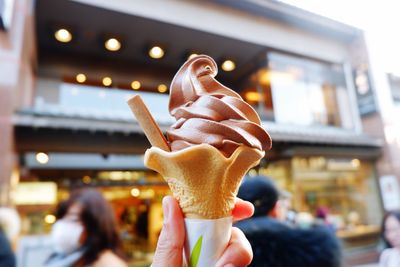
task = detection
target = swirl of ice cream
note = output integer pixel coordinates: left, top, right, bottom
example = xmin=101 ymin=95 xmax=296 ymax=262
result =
xmin=167 ymin=55 xmax=272 ymax=157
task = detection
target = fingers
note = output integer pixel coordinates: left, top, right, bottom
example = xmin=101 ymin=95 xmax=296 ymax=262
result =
xmin=215 ymin=227 xmax=253 ymax=267
xmin=232 ymin=198 xmax=254 ymax=223
xmin=152 ymin=197 xmax=254 ymax=266
xmin=151 ymin=196 xmax=185 ymax=267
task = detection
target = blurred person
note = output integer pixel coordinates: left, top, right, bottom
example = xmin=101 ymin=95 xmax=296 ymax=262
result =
xmin=286 ymin=208 xmax=298 ymax=225
xmin=45 ymin=188 xmax=127 ymax=267
xmin=236 ymin=175 xmax=342 ymax=267
xmin=380 ymin=211 xmax=400 ymax=267
xmin=0 ymin=207 xmax=20 ymax=267
xmin=296 ymin=211 xmax=315 ymax=229
xmin=0 ymin=219 xmax=16 ymax=267
xmin=0 ymin=207 xmax=21 ymax=248
xmin=45 ymin=188 xmax=254 ymax=267
xmin=315 ymin=207 xmax=335 ymax=233
xmin=315 ymin=206 xmax=329 ymax=224
xmin=347 ymin=210 xmax=362 ymax=228
xmin=276 ymin=190 xmax=292 ymax=222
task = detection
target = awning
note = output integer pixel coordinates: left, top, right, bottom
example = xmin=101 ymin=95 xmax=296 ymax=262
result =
xmin=264 ymin=122 xmax=383 ymax=147
xmin=14 ymin=109 xmax=383 ymax=149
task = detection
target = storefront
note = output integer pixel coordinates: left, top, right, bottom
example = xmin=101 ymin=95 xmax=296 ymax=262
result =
xmin=7 ymin=0 xmax=385 ymax=265
xmin=238 ymin=49 xmax=384 ymax=250
xmin=14 ymin=155 xmax=170 ymax=264
xmin=258 ymin=148 xmax=382 ymax=248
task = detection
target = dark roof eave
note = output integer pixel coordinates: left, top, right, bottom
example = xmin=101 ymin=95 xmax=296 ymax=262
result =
xmin=13 ymin=113 xmax=383 ymax=148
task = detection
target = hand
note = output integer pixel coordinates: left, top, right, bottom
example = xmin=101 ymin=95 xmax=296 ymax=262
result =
xmin=152 ymin=196 xmax=254 ymax=267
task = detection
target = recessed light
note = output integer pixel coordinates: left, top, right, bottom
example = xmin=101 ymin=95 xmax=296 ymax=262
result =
xmin=36 ymin=152 xmax=49 ymax=164
xmin=131 ymin=80 xmax=141 ymax=90
xmin=351 ymin=159 xmax=360 ymax=168
xmin=157 ymin=84 xmax=168 ymax=93
xmin=221 ymin=59 xmax=236 ymax=72
xmin=149 ymin=46 xmax=165 ymax=59
xmin=102 ymin=77 xmax=112 ymax=86
xmin=44 ymin=214 xmax=56 ymax=224
xmin=245 ymin=91 xmax=262 ymax=102
xmin=76 ymin=73 xmax=86 ymax=83
xmin=54 ymin=28 xmax=72 ymax=43
xmin=82 ymin=175 xmax=91 ymax=184
xmin=105 ymin=38 xmax=121 ymax=51
xmin=131 ymin=188 xmax=140 ymax=197
xmin=188 ymin=53 xmax=198 ymax=60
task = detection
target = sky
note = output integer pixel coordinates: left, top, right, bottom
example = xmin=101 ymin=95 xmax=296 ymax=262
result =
xmin=279 ymin=0 xmax=400 ymax=75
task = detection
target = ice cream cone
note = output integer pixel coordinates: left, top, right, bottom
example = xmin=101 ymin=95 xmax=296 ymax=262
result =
xmin=144 ymin=144 xmax=264 ymax=219
xmin=129 ymin=54 xmax=271 ymax=266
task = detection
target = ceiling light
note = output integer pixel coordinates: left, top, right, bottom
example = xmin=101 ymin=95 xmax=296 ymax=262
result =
xmin=131 ymin=188 xmax=140 ymax=197
xmin=157 ymin=84 xmax=168 ymax=93
xmin=188 ymin=53 xmax=198 ymax=60
xmin=44 ymin=214 xmax=56 ymax=224
xmin=351 ymin=159 xmax=360 ymax=168
xmin=245 ymin=92 xmax=263 ymax=102
xmin=149 ymin=46 xmax=165 ymax=59
xmin=36 ymin=152 xmax=49 ymax=164
xmin=221 ymin=59 xmax=236 ymax=72
xmin=82 ymin=175 xmax=91 ymax=184
xmin=131 ymin=80 xmax=141 ymax=90
xmin=54 ymin=29 xmax=72 ymax=43
xmin=102 ymin=77 xmax=112 ymax=87
xmin=76 ymin=73 xmax=86 ymax=83
xmin=105 ymin=38 xmax=121 ymax=51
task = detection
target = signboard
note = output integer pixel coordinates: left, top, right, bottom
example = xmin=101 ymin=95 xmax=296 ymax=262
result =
xmin=354 ymin=66 xmax=377 ymax=116
xmin=0 ymin=0 xmax=14 ymax=31
xmin=379 ymin=175 xmax=400 ymax=211
xmin=14 ymin=182 xmax=57 ymax=205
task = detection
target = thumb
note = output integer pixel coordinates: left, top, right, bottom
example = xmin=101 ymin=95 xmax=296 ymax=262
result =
xmin=152 ymin=196 xmax=185 ymax=267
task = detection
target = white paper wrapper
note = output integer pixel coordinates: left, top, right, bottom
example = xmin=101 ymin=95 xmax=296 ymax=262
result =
xmin=183 ymin=216 xmax=232 ymax=267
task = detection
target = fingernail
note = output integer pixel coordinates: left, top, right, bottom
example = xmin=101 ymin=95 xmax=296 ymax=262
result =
xmin=224 ymin=264 xmax=234 ymax=267
xmin=162 ymin=197 xmax=171 ymax=222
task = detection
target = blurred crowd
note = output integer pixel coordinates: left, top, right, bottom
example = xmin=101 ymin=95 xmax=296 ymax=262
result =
xmin=0 ymin=177 xmax=399 ymax=267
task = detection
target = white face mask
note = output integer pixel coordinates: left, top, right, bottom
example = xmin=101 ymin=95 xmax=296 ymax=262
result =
xmin=51 ymin=220 xmax=84 ymax=255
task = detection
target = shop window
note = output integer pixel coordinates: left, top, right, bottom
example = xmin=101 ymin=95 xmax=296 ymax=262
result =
xmin=241 ymin=52 xmax=353 ymax=129
xmin=260 ymin=156 xmax=382 ymax=248
xmin=33 ymin=80 xmax=172 ymax=123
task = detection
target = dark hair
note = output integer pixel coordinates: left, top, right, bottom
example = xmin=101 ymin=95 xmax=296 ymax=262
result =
xmin=56 ymin=188 xmax=125 ymax=265
xmin=238 ymin=175 xmax=279 ymax=217
xmin=381 ymin=210 xmax=400 ymax=248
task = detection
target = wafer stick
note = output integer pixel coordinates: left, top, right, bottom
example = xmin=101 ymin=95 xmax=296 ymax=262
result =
xmin=127 ymin=95 xmax=170 ymax=151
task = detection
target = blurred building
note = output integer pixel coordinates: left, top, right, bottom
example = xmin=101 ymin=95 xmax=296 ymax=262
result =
xmin=0 ymin=0 xmax=395 ymax=265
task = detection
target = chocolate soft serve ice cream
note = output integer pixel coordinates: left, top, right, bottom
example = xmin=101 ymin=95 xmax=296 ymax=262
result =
xmin=167 ymin=55 xmax=271 ymax=157
xmin=144 ymin=55 xmax=272 ymax=219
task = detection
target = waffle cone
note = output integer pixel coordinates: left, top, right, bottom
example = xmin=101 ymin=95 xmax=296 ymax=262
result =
xmin=144 ymin=144 xmax=264 ymax=219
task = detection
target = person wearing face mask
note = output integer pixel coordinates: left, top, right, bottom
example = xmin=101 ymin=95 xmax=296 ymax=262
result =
xmin=46 ymin=188 xmax=254 ymax=267
xmin=380 ymin=211 xmax=400 ymax=267
xmin=45 ymin=188 xmax=127 ymax=267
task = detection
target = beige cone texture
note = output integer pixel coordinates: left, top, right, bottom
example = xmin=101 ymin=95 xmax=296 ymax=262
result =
xmin=144 ymin=144 xmax=264 ymax=219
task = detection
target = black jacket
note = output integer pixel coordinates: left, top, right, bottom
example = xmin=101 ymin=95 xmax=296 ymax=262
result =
xmin=235 ymin=217 xmax=342 ymax=267
xmin=0 ymin=229 xmax=15 ymax=267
